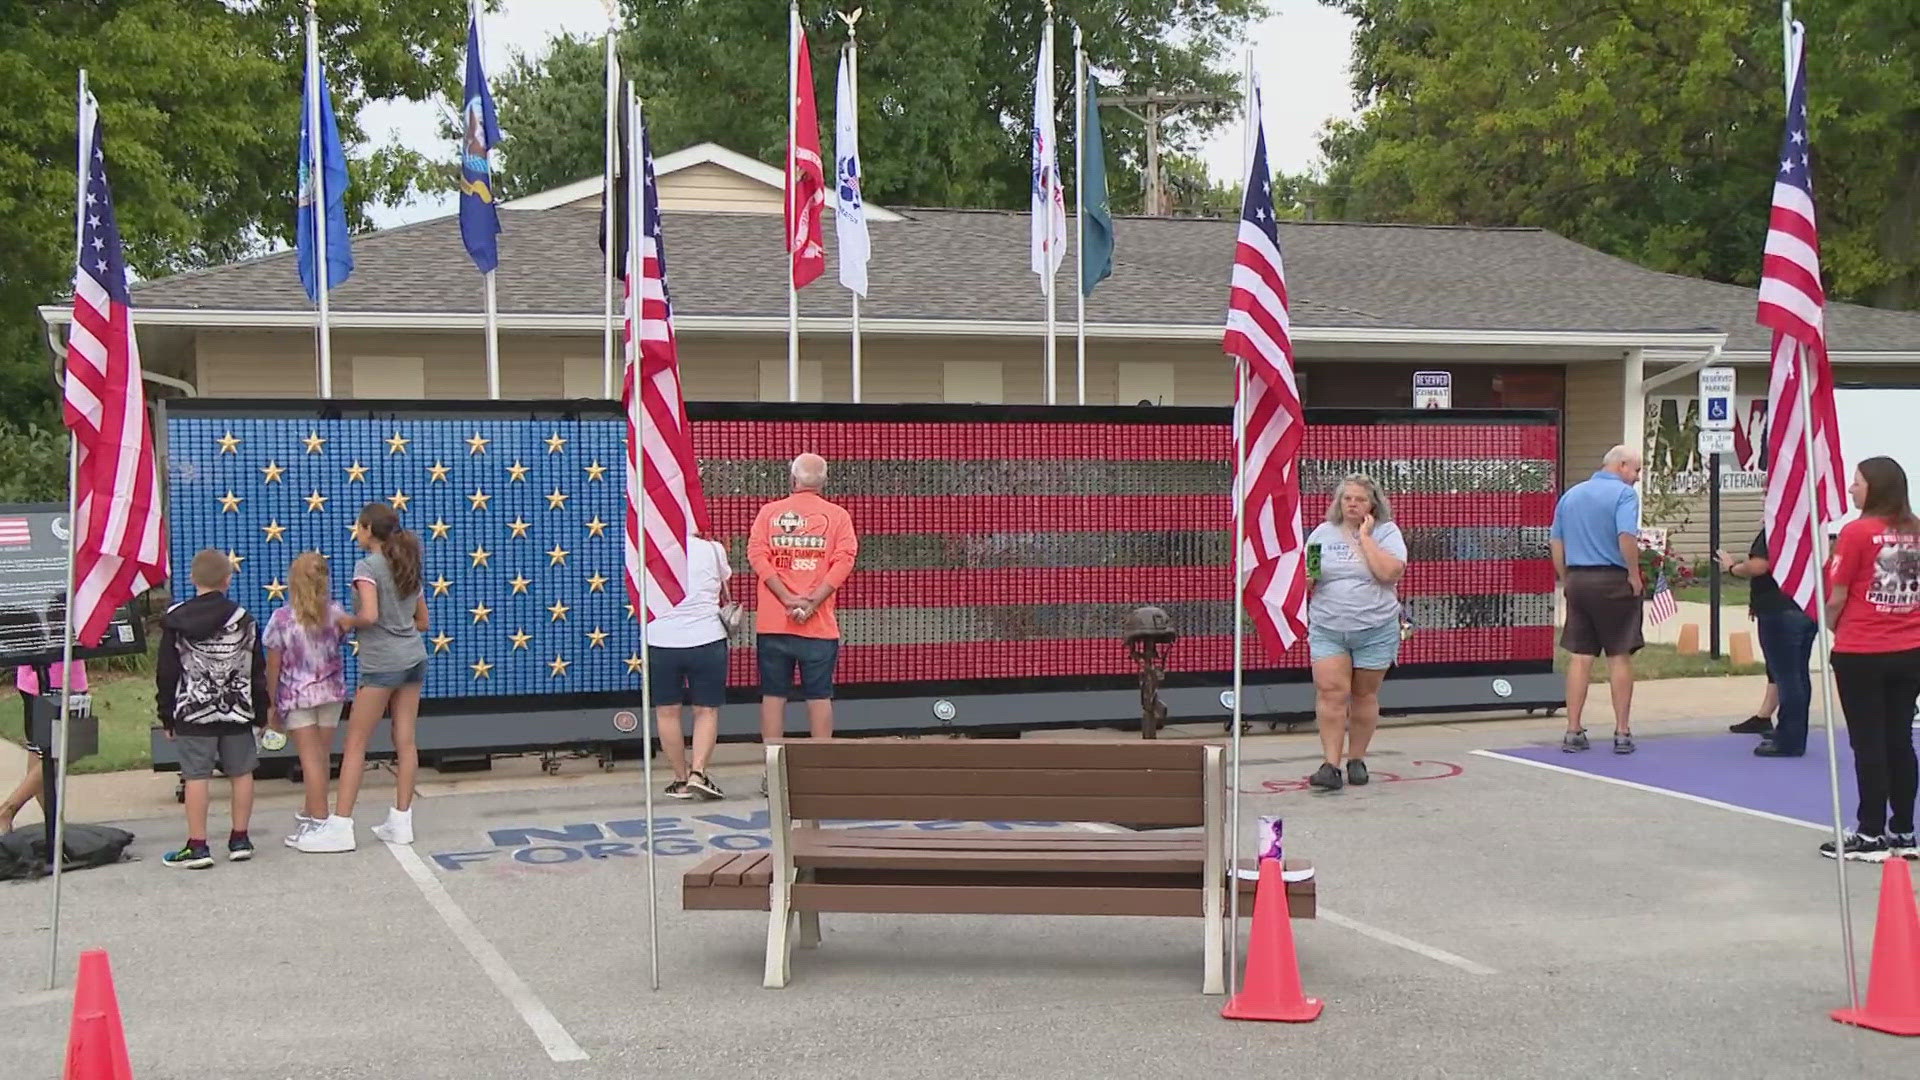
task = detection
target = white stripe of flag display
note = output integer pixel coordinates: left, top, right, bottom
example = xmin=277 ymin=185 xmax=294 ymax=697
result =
xmin=1757 ymin=38 xmax=1845 ymax=618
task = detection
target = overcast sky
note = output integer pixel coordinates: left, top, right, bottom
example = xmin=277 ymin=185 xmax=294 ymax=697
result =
xmin=359 ymin=0 xmax=1359 ymax=227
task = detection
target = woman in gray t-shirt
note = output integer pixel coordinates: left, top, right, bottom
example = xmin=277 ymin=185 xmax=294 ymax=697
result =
xmin=295 ymin=503 xmax=429 ymax=855
xmin=1303 ymin=474 xmax=1408 ymax=792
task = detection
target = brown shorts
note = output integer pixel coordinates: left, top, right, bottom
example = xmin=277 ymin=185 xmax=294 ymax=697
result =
xmin=1561 ymin=567 xmax=1644 ymax=657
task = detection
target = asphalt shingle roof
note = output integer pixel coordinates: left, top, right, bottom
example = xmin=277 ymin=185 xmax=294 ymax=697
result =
xmin=130 ymin=206 xmax=1920 ymax=353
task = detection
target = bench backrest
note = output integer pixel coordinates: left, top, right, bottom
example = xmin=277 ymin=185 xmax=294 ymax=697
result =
xmin=778 ymin=739 xmax=1211 ymax=828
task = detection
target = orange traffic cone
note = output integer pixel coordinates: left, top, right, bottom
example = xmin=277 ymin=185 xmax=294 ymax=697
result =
xmin=1222 ymin=857 xmax=1323 ymax=1022
xmin=63 ymin=950 xmax=134 ymax=1080
xmin=1831 ymin=858 xmax=1920 ymax=1036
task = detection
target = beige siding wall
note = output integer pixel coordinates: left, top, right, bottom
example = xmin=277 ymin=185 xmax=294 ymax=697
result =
xmin=1563 ymin=360 xmax=1625 ymax=485
xmin=658 ymin=163 xmax=783 ymax=213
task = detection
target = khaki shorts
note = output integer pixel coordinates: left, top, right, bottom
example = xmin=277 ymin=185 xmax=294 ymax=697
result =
xmin=283 ymin=702 xmax=343 ymax=730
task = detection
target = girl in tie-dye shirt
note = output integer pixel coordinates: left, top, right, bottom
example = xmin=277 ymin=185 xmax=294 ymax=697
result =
xmin=263 ymin=553 xmax=348 ymax=844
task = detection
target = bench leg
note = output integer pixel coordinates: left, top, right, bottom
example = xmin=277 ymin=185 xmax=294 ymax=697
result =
xmin=764 ymin=898 xmax=793 ymax=988
xmin=798 ymin=909 xmax=821 ymax=950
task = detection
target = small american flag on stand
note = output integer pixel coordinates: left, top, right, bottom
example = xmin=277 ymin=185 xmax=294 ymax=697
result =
xmin=1646 ymin=574 xmax=1677 ymax=626
xmin=64 ymin=98 xmax=166 ymax=645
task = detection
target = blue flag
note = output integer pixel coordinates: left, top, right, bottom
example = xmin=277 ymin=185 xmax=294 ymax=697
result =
xmin=1079 ymin=70 xmax=1113 ymax=297
xmin=297 ymin=53 xmax=353 ymax=302
xmin=459 ymin=13 xmax=504 ymax=273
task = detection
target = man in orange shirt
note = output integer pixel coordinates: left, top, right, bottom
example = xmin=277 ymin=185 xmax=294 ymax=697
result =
xmin=747 ymin=453 xmax=858 ymax=753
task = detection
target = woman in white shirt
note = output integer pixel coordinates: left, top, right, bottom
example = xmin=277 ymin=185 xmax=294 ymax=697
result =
xmin=1304 ymin=474 xmax=1408 ymax=792
xmin=648 ymin=534 xmax=734 ymax=800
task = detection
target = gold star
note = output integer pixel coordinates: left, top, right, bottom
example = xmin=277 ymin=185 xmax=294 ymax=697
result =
xmin=428 ymin=518 xmax=451 ymax=541
xmin=508 ymin=574 xmax=532 ymax=595
xmin=469 ymin=602 xmax=493 ymax=625
xmin=264 ymin=579 xmax=288 ymax=601
xmin=226 ymin=550 xmax=245 ymax=571
xmin=347 ymin=520 xmax=363 ymax=539
xmin=624 ymin=654 xmax=644 ymax=674
xmin=429 ymin=575 xmax=453 ymax=598
xmin=548 ymin=654 xmax=571 ymax=677
xmin=262 ymin=520 xmax=287 ymax=543
xmin=386 ymin=432 xmax=410 ymax=455
xmin=546 ymin=544 xmax=570 ymax=567
xmin=260 ymin=461 xmax=285 ymax=484
xmin=469 ymin=545 xmax=491 ymax=568
xmin=217 ymin=490 xmax=243 ymax=513
xmin=468 ymin=488 xmax=491 ymax=511
xmin=624 ymin=601 xmax=636 ymax=619
xmin=586 ymin=572 xmax=608 ymax=593
xmin=583 ymin=460 xmax=608 ymax=482
xmin=427 ymin=461 xmax=451 ymax=483
xmin=584 ymin=516 xmax=608 ymax=539
xmin=586 ymin=627 xmax=609 ymax=649
xmin=508 ymin=628 xmax=533 ymax=650
xmin=305 ymin=490 xmax=329 ymax=512
xmin=544 ymin=432 xmax=567 ymax=454
xmin=505 ymin=460 xmax=530 ymax=483
xmin=431 ymin=632 xmax=454 ymax=654
xmin=506 ymin=516 xmax=531 ymax=539
xmin=216 ymin=431 xmax=242 ymax=454
xmin=388 ymin=489 xmax=411 ymax=512
xmin=545 ymin=488 xmax=569 ymax=511
xmin=466 ymin=432 xmax=490 ymax=455
xmin=350 ymin=639 xmax=360 ymax=656
xmin=301 ymin=431 xmax=326 ymax=454
xmin=470 ymin=657 xmax=494 ymax=680
xmin=547 ymin=599 xmax=570 ymax=622
xmin=344 ymin=461 xmax=369 ymax=483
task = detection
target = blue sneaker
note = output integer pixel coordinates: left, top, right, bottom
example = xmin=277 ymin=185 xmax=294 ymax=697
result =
xmin=227 ymin=835 xmax=255 ymax=862
xmin=163 ymin=843 xmax=213 ymax=870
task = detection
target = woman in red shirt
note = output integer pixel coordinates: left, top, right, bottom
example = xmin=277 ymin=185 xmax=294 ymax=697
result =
xmin=1822 ymin=456 xmax=1920 ymax=863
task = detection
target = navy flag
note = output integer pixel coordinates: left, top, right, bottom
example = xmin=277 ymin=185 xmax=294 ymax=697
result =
xmin=459 ymin=9 xmax=504 ymax=273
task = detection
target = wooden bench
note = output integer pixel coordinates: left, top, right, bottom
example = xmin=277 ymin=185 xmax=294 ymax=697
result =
xmin=680 ymin=739 xmax=1316 ymax=992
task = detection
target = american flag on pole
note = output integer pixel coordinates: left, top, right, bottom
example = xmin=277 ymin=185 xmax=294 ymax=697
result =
xmin=1029 ymin=20 xmax=1067 ymax=281
xmin=65 ymin=99 xmax=166 ymax=646
xmin=1223 ymin=85 xmax=1308 ymax=658
xmin=1758 ymin=36 xmax=1845 ymax=617
xmin=786 ymin=11 xmax=826 ymax=291
xmin=623 ymin=94 xmax=710 ymax=622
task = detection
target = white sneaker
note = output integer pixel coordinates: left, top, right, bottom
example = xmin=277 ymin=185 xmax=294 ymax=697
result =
xmin=295 ymin=815 xmax=356 ymax=853
xmin=371 ymin=807 xmax=414 ymax=846
xmin=284 ymin=813 xmax=316 ymax=848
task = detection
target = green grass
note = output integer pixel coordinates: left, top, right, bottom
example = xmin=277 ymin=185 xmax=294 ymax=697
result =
xmin=1556 ymin=643 xmax=1766 ymax=683
xmin=0 ymin=673 xmax=157 ymax=774
xmin=1673 ymin=579 xmax=1750 ymax=605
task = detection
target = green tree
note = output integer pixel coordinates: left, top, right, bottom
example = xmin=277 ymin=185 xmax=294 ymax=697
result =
xmin=0 ymin=0 xmax=481 ymax=429
xmin=488 ymin=1 xmax=1264 ymax=213
xmin=1314 ymin=0 xmax=1920 ymax=309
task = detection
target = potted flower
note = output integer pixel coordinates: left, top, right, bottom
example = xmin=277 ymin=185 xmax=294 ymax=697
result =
xmin=1637 ymin=538 xmax=1697 ymax=600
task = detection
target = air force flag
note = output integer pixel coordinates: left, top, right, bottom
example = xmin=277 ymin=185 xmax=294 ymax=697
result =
xmin=833 ymin=49 xmax=870 ymax=297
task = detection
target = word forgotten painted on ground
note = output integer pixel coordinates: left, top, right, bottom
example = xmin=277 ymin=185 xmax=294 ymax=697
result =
xmin=430 ymin=812 xmax=1066 ymax=872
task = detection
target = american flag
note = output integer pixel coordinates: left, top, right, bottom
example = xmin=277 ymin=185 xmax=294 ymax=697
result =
xmin=1029 ymin=18 xmax=1067 ymax=281
xmin=1757 ymin=35 xmax=1845 ymax=618
xmin=0 ymin=519 xmax=31 ymax=548
xmin=623 ymin=94 xmax=710 ymax=623
xmin=786 ymin=11 xmax=826 ymax=290
xmin=64 ymin=99 xmax=166 ymax=646
xmin=1223 ymin=86 xmax=1308 ymax=658
xmin=1646 ymin=575 xmax=1678 ymax=625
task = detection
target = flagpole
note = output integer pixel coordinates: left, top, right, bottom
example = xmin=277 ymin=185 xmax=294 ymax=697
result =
xmin=1073 ymin=25 xmax=1087 ymax=406
xmin=1042 ymin=4 xmax=1058 ymax=406
xmin=47 ymin=69 xmax=91 ymax=992
xmin=631 ymin=82 xmax=661 ymax=992
xmin=1780 ymin=4 xmax=1858 ymax=1011
xmin=845 ymin=18 xmax=863 ymax=404
xmin=787 ymin=1 xmax=801 ymax=403
xmin=1225 ymin=48 xmax=1254 ymax=998
xmin=306 ymin=0 xmax=333 ymax=397
xmin=475 ymin=0 xmax=500 ymax=400
xmin=601 ymin=14 xmax=617 ymax=398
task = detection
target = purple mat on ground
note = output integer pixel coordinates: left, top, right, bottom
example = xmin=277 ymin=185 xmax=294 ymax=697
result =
xmin=1490 ymin=731 xmax=1869 ymax=827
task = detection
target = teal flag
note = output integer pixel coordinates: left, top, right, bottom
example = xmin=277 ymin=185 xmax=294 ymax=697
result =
xmin=1079 ymin=72 xmax=1113 ymax=297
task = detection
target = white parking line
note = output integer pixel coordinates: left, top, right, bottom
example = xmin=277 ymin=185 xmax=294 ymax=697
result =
xmin=1470 ymin=749 xmax=1830 ymax=833
xmin=386 ymin=841 xmax=589 ymax=1063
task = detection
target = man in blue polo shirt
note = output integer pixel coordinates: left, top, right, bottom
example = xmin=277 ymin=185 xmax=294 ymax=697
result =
xmin=1550 ymin=445 xmax=1646 ymax=754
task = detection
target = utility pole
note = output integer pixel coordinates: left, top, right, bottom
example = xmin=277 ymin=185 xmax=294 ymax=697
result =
xmin=1105 ymin=91 xmax=1234 ymax=215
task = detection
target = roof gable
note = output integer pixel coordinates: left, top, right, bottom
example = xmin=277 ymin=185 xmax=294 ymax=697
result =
xmin=502 ymin=141 xmax=901 ymax=221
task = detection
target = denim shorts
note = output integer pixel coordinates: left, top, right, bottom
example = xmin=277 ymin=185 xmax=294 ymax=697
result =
xmin=649 ymin=640 xmax=728 ymax=708
xmin=757 ymin=634 xmax=840 ymax=700
xmin=1308 ymin=620 xmax=1402 ymax=670
xmin=360 ymin=660 xmax=427 ymax=688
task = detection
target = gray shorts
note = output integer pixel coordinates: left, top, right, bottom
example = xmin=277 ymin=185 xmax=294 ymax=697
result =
xmin=175 ymin=732 xmax=259 ymax=781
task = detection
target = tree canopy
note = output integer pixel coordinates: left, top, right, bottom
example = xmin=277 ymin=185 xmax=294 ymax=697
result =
xmin=1312 ymin=0 xmax=1920 ymax=310
xmin=489 ymin=0 xmax=1265 ymax=214
xmin=0 ymin=0 xmax=478 ymax=428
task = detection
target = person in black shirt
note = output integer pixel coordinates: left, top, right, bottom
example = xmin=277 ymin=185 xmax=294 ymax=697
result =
xmin=1717 ymin=530 xmax=1817 ymax=756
